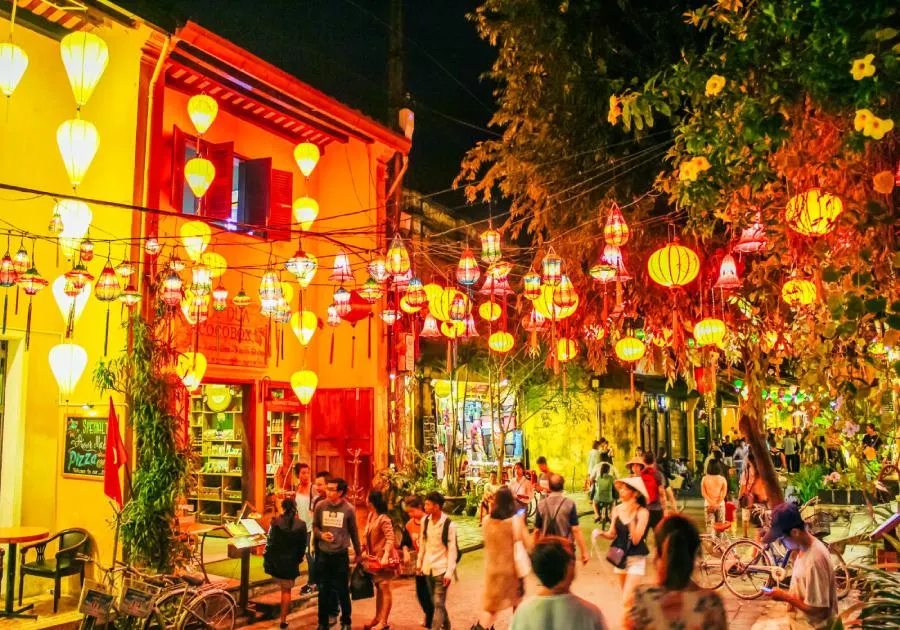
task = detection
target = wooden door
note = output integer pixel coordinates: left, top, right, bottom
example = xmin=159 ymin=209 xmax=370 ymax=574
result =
xmin=310 ymin=388 xmax=374 ymax=503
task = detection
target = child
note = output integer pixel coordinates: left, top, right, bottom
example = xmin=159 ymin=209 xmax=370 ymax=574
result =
xmin=592 ymin=462 xmax=616 ymax=527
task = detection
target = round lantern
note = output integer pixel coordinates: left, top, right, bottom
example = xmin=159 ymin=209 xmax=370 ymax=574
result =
xmin=478 ymin=301 xmax=501 ymax=322
xmin=176 ymin=352 xmax=207 ymax=392
xmin=488 ymin=331 xmax=514 ymax=354
xmin=292 ymin=196 xmax=319 ymax=231
xmin=557 ymin=338 xmax=579 ymax=363
xmin=647 ymin=241 xmax=700 ymax=288
xmin=180 ymin=220 xmax=211 ymax=261
xmin=693 ymin=317 xmax=727 ymax=347
xmin=456 ymin=247 xmax=480 ymax=286
xmin=290 ymin=370 xmax=318 ymax=405
xmin=399 ymin=295 xmax=421 ymax=314
xmin=441 ymin=320 xmax=466 ymax=339
xmin=785 ymin=189 xmax=842 ymax=237
xmin=293 ymin=142 xmax=320 ymax=178
xmin=480 ymin=228 xmax=502 ymax=264
xmin=522 ymin=271 xmax=541 ymax=300
xmin=406 ymin=277 xmax=428 ymax=307
xmin=552 ymin=274 xmax=577 ymax=309
xmin=187 ymin=94 xmax=218 ymax=135
xmin=589 ymin=261 xmax=617 ymax=283
xmin=385 ymin=235 xmax=410 ymax=277
xmin=291 ymin=310 xmax=319 ymax=346
xmin=533 ymin=285 xmax=578 ymax=320
xmin=284 ymin=248 xmax=318 ymax=288
xmin=433 ymin=380 xmax=452 ymax=399
xmin=380 ymin=309 xmax=399 ymax=326
xmin=541 ymin=250 xmax=562 ymax=286
xmin=603 ymin=202 xmax=630 ymax=246
xmin=782 ymin=278 xmax=816 ymax=306
xmin=60 ymin=31 xmax=108 ymax=108
xmin=49 ymin=342 xmax=88 ymax=398
xmin=0 ymin=42 xmax=28 ymax=97
xmin=232 ymin=288 xmax=251 ymax=309
xmin=57 ymin=119 xmax=99 ymax=187
xmin=184 ymin=157 xmax=216 ymax=198
xmin=615 ymin=337 xmax=646 ymax=363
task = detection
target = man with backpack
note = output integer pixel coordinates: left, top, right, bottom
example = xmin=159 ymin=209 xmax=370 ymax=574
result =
xmin=640 ymin=452 xmax=671 ymax=532
xmin=533 ymin=474 xmax=589 ymax=566
xmin=417 ymin=491 xmax=459 ymax=630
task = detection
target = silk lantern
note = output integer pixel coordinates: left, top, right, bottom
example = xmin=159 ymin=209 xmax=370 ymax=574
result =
xmin=292 ymin=196 xmax=319 ymax=231
xmin=522 ymin=272 xmax=541 ymax=300
xmin=480 ymin=227 xmax=501 ymax=264
xmin=0 ymin=252 xmax=16 ymax=334
xmin=201 ymin=252 xmax=227 ymax=278
xmin=330 ymin=249 xmax=354 ymax=284
xmin=552 ymin=274 xmax=577 ymax=309
xmin=180 ymin=220 xmax=211 ymax=261
xmin=541 ymin=250 xmax=562 ymax=286
xmin=293 ymin=142 xmax=320 ymax=178
xmin=782 ymin=278 xmax=816 ymax=306
xmin=119 ymin=284 xmax=141 ymax=308
xmin=733 ymin=215 xmax=767 ymax=254
xmin=399 ymin=295 xmax=421 ymax=314
xmin=456 ymin=247 xmax=480 ymax=286
xmin=479 ymin=302 xmax=501 ymax=322
xmin=694 ymin=317 xmax=727 ymax=347
xmin=424 ymin=283 xmax=444 ymax=304
xmin=615 ymin=337 xmax=646 ymax=363
xmin=0 ymin=42 xmax=28 ymax=97
xmin=187 ymin=94 xmax=218 ymax=135
xmin=184 ymin=157 xmax=215 ymax=198
xmin=333 ymin=286 xmax=351 ymax=317
xmin=52 ymin=274 xmax=90 ymax=335
xmin=60 ymin=31 xmax=108 ymax=108
xmin=381 ymin=309 xmax=399 ymax=326
xmin=359 ymin=277 xmax=384 ymax=304
xmin=603 ymin=202 xmax=630 ymax=246
xmin=714 ymin=254 xmax=741 ymax=290
xmin=385 ymin=235 xmax=410 ymax=277
xmin=463 ymin=315 xmax=478 ymax=338
xmin=557 ymin=338 xmax=579 ymax=363
xmin=48 ymin=342 xmax=88 ymax=399
xmin=367 ymin=256 xmax=390 ymax=283
xmin=533 ymin=285 xmax=578 ymax=321
xmin=449 ymin=293 xmax=467 ymax=321
xmin=57 ymin=119 xmax=99 ymax=187
xmin=488 ymin=331 xmax=514 ymax=353
xmin=55 ymin=199 xmax=93 ymax=259
xmin=291 ymin=310 xmax=319 ymax=346
xmin=421 ymin=313 xmax=441 ymax=338
xmin=190 ymin=263 xmax=212 ymax=297
xmin=160 ymin=268 xmax=184 ymax=307
xmin=785 ymin=189 xmax=843 ymax=237
xmin=176 ymin=352 xmax=207 ymax=392
xmin=441 ymin=320 xmax=466 ymax=339
xmin=285 ymin=248 xmax=318 ymax=288
xmin=406 ymin=277 xmax=427 ymax=307
xmin=290 ymin=370 xmax=318 ymax=404
xmin=647 ymin=241 xmax=700 ymax=288
xmin=212 ymin=284 xmax=228 ymax=312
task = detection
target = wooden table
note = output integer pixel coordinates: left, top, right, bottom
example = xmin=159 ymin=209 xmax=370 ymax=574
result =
xmin=0 ymin=526 xmax=49 ymax=619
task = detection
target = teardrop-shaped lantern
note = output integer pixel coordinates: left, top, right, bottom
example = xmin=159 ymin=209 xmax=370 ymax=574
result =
xmin=330 ymin=249 xmax=354 ymax=284
xmin=714 ymin=254 xmax=741 ymax=290
xmin=55 ymin=199 xmax=93 ymax=259
xmin=94 ymin=263 xmax=121 ymax=302
xmin=79 ymin=237 xmax=94 ymax=262
xmin=49 ymin=342 xmax=88 ymax=398
xmin=292 ymin=196 xmax=319 ymax=231
xmin=456 ymin=247 xmax=480 ymax=287
xmin=293 ymin=142 xmax=320 ymax=178
xmin=290 ymin=369 xmax=318 ymax=405
xmin=448 ymin=293 xmax=467 ymax=321
xmin=406 ymin=277 xmax=428 ymax=307
xmin=368 ymin=256 xmax=390 ymax=283
xmin=184 ymin=157 xmax=216 ymax=198
xmin=52 ymin=274 xmax=90 ymax=324
xmin=552 ymin=274 xmax=577 ymax=309
xmin=180 ymin=220 xmax=211 ymax=261
xmin=49 ymin=208 xmax=64 ymax=235
xmin=0 ymin=42 xmax=28 ymax=97
xmin=57 ymin=119 xmax=99 ymax=187
xmin=385 ymin=235 xmax=410 ymax=278
xmin=187 ymin=94 xmax=218 ymax=135
xmin=603 ymin=202 xmax=630 ymax=246
xmin=60 ymin=31 xmax=108 ymax=108
xmin=290 ymin=310 xmax=319 ymax=346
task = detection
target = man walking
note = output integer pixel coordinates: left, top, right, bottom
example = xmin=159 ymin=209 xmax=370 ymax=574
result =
xmin=641 ymin=452 xmax=670 ymax=531
xmin=313 ymin=477 xmax=361 ymax=630
xmin=403 ymin=495 xmax=434 ymax=628
xmin=294 ymin=463 xmax=315 ymax=595
xmin=417 ymin=491 xmax=458 ymax=630
xmin=533 ymin=474 xmax=589 ymax=566
xmin=782 ymin=430 xmax=798 ymax=473
xmin=536 ymin=456 xmax=553 ymax=494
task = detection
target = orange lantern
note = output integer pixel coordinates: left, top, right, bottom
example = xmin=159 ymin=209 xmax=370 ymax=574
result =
xmin=615 ymin=337 xmax=645 ymax=363
xmin=603 ymin=202 xmax=630 ymax=246
xmin=647 ymin=241 xmax=700 ymax=288
xmin=406 ymin=277 xmax=427 ymax=307
xmin=552 ymin=274 xmax=577 ymax=309
xmin=785 ymin=189 xmax=842 ymax=237
xmin=488 ymin=331 xmax=514 ymax=354
xmin=533 ymin=285 xmax=578 ymax=320
xmin=421 ymin=313 xmax=441 ymax=338
xmin=781 ymin=278 xmax=816 ymax=306
xmin=541 ymin=249 xmax=562 ymax=286
xmin=693 ymin=317 xmax=727 ymax=347
xmin=385 ymin=235 xmax=410 ymax=277
xmin=522 ymin=271 xmax=541 ymax=300
xmin=449 ymin=293 xmax=467 ymax=321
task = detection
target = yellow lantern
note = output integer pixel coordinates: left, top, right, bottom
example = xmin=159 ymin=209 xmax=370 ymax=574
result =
xmin=385 ymin=235 xmax=410 ymax=277
xmin=290 ymin=310 xmax=318 ymax=346
xmin=0 ymin=42 xmax=28 ymax=97
xmin=56 ymin=199 xmax=93 ymax=259
xmin=785 ymin=189 xmax=843 ymax=237
xmin=478 ymin=301 xmax=501 ymax=322
xmin=57 ymin=119 xmax=99 ymax=187
xmin=399 ymin=295 xmax=421 ymax=314
xmin=60 ymin=31 xmax=108 ymax=108
xmin=293 ymin=142 xmax=320 ymax=177
xmin=781 ymin=278 xmax=816 ymax=306
xmin=184 ymin=157 xmax=216 ymax=198
xmin=429 ymin=288 xmax=467 ymax=321
xmin=280 ymin=281 xmax=295 ymax=305
xmin=176 ymin=352 xmax=207 ymax=392
xmin=693 ymin=317 xmax=727 ymax=347
xmin=557 ymin=338 xmax=579 ymax=363
xmin=201 ymin=252 xmax=227 ymax=278
xmin=488 ymin=331 xmax=514 ymax=354
xmin=647 ymin=241 xmax=700 ymax=288
xmin=48 ymin=342 xmax=88 ymax=398
xmin=291 ymin=369 xmax=318 ymax=405
xmin=423 ymin=283 xmax=444 ymax=305
xmin=441 ymin=320 xmax=466 ymax=339
xmin=533 ymin=285 xmax=578 ymax=320
xmin=187 ymin=94 xmax=218 ymax=135
xmin=180 ymin=220 xmax=211 ymax=261
xmin=292 ymin=196 xmax=319 ymax=231
xmin=433 ymin=380 xmax=452 ymax=399
xmin=615 ymin=337 xmax=646 ymax=363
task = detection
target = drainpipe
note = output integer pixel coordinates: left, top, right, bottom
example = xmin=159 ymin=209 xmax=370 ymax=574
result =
xmin=385 ymin=153 xmax=408 ymax=202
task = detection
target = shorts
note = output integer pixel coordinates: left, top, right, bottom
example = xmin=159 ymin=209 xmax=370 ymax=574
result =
xmin=275 ymin=577 xmax=295 ymax=589
xmin=648 ymin=508 xmax=664 ymax=530
xmin=613 ymin=556 xmax=647 ymax=576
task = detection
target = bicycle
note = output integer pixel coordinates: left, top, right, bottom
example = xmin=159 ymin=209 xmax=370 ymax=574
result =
xmin=691 ymin=522 xmax=735 ymax=590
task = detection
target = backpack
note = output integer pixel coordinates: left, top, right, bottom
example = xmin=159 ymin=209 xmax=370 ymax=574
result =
xmin=422 ymin=516 xmax=463 ymax=564
xmin=640 ymin=467 xmax=660 ymax=505
xmin=539 ymin=496 xmax=573 ymax=541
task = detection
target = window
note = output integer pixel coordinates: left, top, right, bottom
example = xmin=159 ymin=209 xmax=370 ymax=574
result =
xmin=183 ymin=145 xmax=246 ymax=230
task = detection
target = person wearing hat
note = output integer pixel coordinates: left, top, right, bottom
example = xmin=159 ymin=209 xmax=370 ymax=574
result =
xmin=624 ymin=456 xmax=645 ymax=476
xmin=598 ymin=476 xmax=651 ymax=605
xmin=762 ymin=503 xmax=838 ymax=627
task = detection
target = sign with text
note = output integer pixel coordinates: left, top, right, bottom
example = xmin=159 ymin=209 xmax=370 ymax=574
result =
xmin=63 ymin=416 xmax=107 ymax=479
xmin=174 ymin=303 xmax=268 ymax=368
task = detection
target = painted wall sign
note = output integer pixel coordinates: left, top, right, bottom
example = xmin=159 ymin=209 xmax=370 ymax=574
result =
xmin=174 ymin=303 xmax=268 ymax=368
xmin=63 ymin=416 xmax=107 ymax=479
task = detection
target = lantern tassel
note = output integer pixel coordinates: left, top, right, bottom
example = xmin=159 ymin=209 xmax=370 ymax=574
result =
xmin=367 ymin=314 xmax=372 ymax=359
xmin=275 ymin=327 xmax=280 ymax=367
xmin=351 ymin=334 xmax=356 ymax=369
xmin=66 ymin=302 xmax=76 ymax=338
xmin=266 ymin=318 xmax=272 ymax=359
xmin=15 ymin=286 xmax=20 ymax=315
xmin=103 ymin=305 xmax=110 ymax=356
xmin=446 ymin=340 xmax=451 ymax=374
xmin=238 ymin=309 xmax=244 ymax=342
xmin=329 ymin=330 xmax=335 ymax=364
xmin=25 ymin=299 xmax=32 ymax=350
xmin=1 ymin=293 xmax=7 ymax=334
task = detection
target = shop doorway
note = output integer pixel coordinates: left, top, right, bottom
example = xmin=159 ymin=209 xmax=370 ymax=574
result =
xmin=310 ymin=388 xmax=373 ymax=504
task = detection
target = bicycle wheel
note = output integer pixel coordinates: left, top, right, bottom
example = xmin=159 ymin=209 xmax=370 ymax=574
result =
xmin=691 ymin=535 xmax=725 ymax=590
xmin=143 ymin=585 xmax=188 ymax=630
xmin=828 ymin=545 xmax=851 ymax=599
xmin=176 ymin=589 xmax=236 ymax=630
xmin=722 ymin=539 xmax=775 ymax=599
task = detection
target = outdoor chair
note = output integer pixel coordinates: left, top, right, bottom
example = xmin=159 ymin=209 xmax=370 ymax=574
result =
xmin=18 ymin=527 xmax=91 ymax=612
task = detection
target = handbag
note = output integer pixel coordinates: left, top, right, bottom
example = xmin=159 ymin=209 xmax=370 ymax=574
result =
xmin=350 ymin=563 xmax=374 ymax=600
xmin=606 ymin=544 xmax=628 ymax=569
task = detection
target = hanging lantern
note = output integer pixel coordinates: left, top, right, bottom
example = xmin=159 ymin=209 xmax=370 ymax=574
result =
xmin=12 ymin=245 xmax=28 ymax=274
xmin=694 ymin=317 xmax=727 ymax=347
xmin=289 ymin=310 xmax=318 ymax=346
xmin=65 ymin=262 xmax=93 ymax=292
xmin=115 ymin=260 xmax=134 ymax=278
xmin=478 ymin=301 xmax=501 ymax=322
xmin=448 ymin=293 xmax=467 ymax=321
xmin=733 ymin=215 xmax=767 ymax=254
xmin=0 ymin=42 xmax=28 ymax=98
xmin=334 ymin=286 xmax=352 ymax=317
xmin=293 ymin=142 xmax=320 ymax=178
xmin=615 ymin=337 xmax=646 ymax=363
xmin=522 ymin=271 xmax=541 ymax=300
xmin=385 ymin=235 xmax=411 ymax=278
xmin=18 ymin=264 xmax=48 ymax=349
xmin=290 ymin=369 xmax=318 ymax=405
xmin=358 ymin=277 xmax=384 ymax=304
xmin=785 ymin=189 xmax=843 ymax=237
xmin=381 ymin=309 xmax=399 ymax=326
xmin=291 ymin=196 xmax=319 ymax=231
xmin=647 ymin=241 xmax=700 ymax=288
xmin=233 ymin=288 xmax=251 ymax=309
xmin=190 ymin=264 xmax=212 ymax=297
xmin=479 ymin=274 xmax=513 ymax=297
xmin=258 ymin=270 xmax=282 ymax=316
xmin=57 ymin=119 xmax=99 ymax=187
xmin=55 ymin=200 xmax=93 ymax=259
xmin=367 ymin=256 xmax=390 ymax=284
xmin=0 ymin=253 xmax=17 ymax=334
xmin=184 ymin=157 xmax=215 ymax=198
xmin=392 ymin=268 xmax=412 ymax=290
xmin=79 ymin=237 xmax=94 ymax=262
xmin=180 ymin=220 xmax=211 ymax=261
xmin=423 ymin=283 xmax=444 ymax=305
xmin=463 ymin=315 xmax=478 ymax=338
xmin=603 ymin=202 xmax=630 ymax=246
xmin=181 ymin=289 xmax=210 ymax=325
xmin=284 ymin=248 xmax=318 ymax=288
xmin=430 ymin=288 xmax=469 ymax=321
xmin=589 ymin=260 xmax=617 ymax=283
xmin=52 ymin=274 xmax=90 ymax=330
xmin=552 ymin=274 xmax=577 ymax=309
xmin=480 ymin=227 xmax=502 ymax=264
xmin=212 ymin=284 xmax=228 ymax=311
xmin=60 ymin=31 xmax=108 ymax=108
xmin=176 ymin=352 xmax=207 ymax=392
xmin=406 ymin=277 xmax=427 ymax=307
xmin=488 ymin=331 xmax=514 ymax=354
xmin=541 ymin=249 xmax=563 ymax=286
xmin=441 ymin=319 xmax=466 ymax=339
xmin=714 ymin=254 xmax=741 ymax=290
xmin=486 ymin=261 xmax=512 ymax=280
xmin=421 ymin=313 xmax=441 ymax=338
xmin=399 ymin=295 xmax=421 ymax=314
xmin=329 ymin=249 xmax=354 ymax=284
xmin=781 ymin=278 xmax=816 ymax=306
xmin=582 ymin=322 xmax=606 ymax=342
xmin=523 ymin=309 xmax=546 ymax=332
xmin=94 ymin=263 xmax=120 ymax=302
xmin=48 ymin=342 xmax=88 ymax=398
xmin=187 ymin=94 xmax=218 ymax=135
xmin=557 ymin=338 xmax=579 ymax=363
xmin=160 ymin=268 xmax=184 ymax=306
xmin=144 ymin=237 xmax=161 ymax=256
xmin=456 ymin=247 xmax=480 ymax=286
xmin=119 ymin=284 xmax=141 ymax=308
xmin=49 ymin=208 xmax=64 ymax=235
xmin=326 ymin=304 xmax=342 ymax=327
xmin=168 ymin=255 xmax=186 ymax=272
xmin=533 ymin=285 xmax=578 ymax=320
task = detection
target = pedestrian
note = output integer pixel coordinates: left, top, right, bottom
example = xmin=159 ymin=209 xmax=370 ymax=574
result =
xmin=625 ymin=455 xmax=645 ymax=477
xmin=294 ymin=463 xmax=315 ymax=595
xmin=508 ymin=462 xmax=534 ymax=512
xmin=264 ymin=498 xmax=308 ymax=629
xmin=599 ymin=476 xmax=650 ymax=605
xmin=472 ymin=486 xmax=528 ymax=630
xmin=722 ymin=435 xmax=735 ymax=469
xmin=862 ymin=423 xmax=882 ymax=452
xmin=783 ymin=430 xmax=798 ymax=473
xmin=590 ymin=462 xmax=616 ymax=527
xmin=815 ymin=436 xmax=827 ymax=467
xmin=623 ymin=514 xmax=727 ymax=629
xmin=403 ymin=496 xmax=434 ymax=629
xmin=599 ymin=437 xmax=615 ymax=462
xmin=533 ymin=474 xmax=589 ymax=565
xmin=588 ymin=440 xmax=601 ymax=480
xmin=417 ymin=491 xmax=459 ymax=630
xmin=763 ymin=503 xmax=838 ymax=628
xmin=733 ymin=438 xmax=746 ymax=481
xmin=641 ymin=452 xmax=670 ymax=531
xmin=479 ymin=471 xmax=500 ymax=521
xmin=310 ymin=470 xmax=337 ymax=616
xmin=362 ymin=490 xmax=399 ymax=630
xmin=313 ymin=477 xmax=361 ymax=630
xmin=510 ymin=537 xmax=607 ymax=630
xmin=435 ymin=445 xmax=447 ymax=482
xmin=701 ymin=460 xmax=728 ymax=535
xmin=536 ymin=456 xmax=553 ymax=494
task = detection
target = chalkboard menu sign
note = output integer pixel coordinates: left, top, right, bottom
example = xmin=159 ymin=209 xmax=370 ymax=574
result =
xmin=63 ymin=416 xmax=107 ymax=479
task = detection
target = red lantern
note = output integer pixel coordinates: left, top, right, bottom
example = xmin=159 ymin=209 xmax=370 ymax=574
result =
xmin=733 ymin=215 xmax=766 ymax=254
xmin=161 ymin=269 xmax=183 ymax=306
xmin=714 ymin=253 xmax=741 ymax=290
xmin=479 ymin=274 xmax=513 ymax=297
xmin=342 ymin=290 xmax=372 ymax=326
xmin=463 ymin=315 xmax=478 ymax=338
xmin=421 ymin=313 xmax=441 ymax=338
xmin=603 ymin=202 xmax=630 ymax=246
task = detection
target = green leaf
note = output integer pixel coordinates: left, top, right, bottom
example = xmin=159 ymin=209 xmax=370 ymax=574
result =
xmin=865 ymin=297 xmax=887 ymax=315
xmin=887 ymin=314 xmax=900 ymax=330
xmin=875 ymin=27 xmax=898 ymax=40
xmin=822 ymin=266 xmax=841 ymax=283
xmin=851 ymin=272 xmax=873 ymax=286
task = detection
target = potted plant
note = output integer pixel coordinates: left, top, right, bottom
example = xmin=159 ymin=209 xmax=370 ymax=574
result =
xmin=465 ymin=489 xmax=481 ymax=517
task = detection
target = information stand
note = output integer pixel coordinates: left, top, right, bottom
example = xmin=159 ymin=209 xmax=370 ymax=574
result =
xmin=225 ymin=518 xmax=267 ymax=612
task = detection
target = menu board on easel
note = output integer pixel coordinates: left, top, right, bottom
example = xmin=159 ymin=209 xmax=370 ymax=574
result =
xmin=63 ymin=416 xmax=107 ymax=479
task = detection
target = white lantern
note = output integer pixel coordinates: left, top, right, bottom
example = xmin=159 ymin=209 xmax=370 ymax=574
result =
xmin=52 ymin=275 xmax=91 ymax=325
xmin=55 ymin=200 xmax=93 ymax=259
xmin=57 ymin=119 xmax=99 ymax=187
xmin=0 ymin=42 xmax=28 ymax=97
xmin=49 ymin=342 xmax=88 ymax=398
xmin=60 ymin=31 xmax=109 ymax=108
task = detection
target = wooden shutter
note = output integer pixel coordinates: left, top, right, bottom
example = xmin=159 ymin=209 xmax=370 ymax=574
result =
xmin=203 ymin=141 xmax=234 ymax=220
xmin=268 ymin=168 xmax=293 ymax=241
xmin=240 ymin=157 xmax=272 ymax=231
xmin=171 ymin=125 xmax=186 ymax=212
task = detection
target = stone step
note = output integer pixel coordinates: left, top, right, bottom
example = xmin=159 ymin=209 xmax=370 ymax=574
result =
xmin=247 ymin=585 xmax=317 ymax=622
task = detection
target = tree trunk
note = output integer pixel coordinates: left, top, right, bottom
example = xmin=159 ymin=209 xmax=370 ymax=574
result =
xmin=739 ymin=410 xmax=783 ymax=507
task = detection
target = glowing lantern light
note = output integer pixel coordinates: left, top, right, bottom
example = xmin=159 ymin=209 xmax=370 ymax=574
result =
xmin=233 ymin=288 xmax=251 ymax=309
xmin=60 ymin=31 xmax=108 ymax=108
xmin=381 ymin=309 xmax=399 ymax=326
xmin=48 ymin=342 xmax=88 ymax=398
xmin=359 ymin=277 xmax=384 ymax=304
xmin=368 ymin=256 xmax=390 ymax=283
xmin=52 ymin=274 xmax=90 ymax=324
xmin=212 ymin=284 xmax=228 ymax=311
xmin=184 ymin=157 xmax=215 ymax=198
xmin=615 ymin=337 xmax=646 ymax=363
xmin=160 ymin=269 xmax=184 ymax=307
xmin=66 ymin=262 xmax=93 ymax=292
xmin=57 ymin=119 xmax=99 ymax=187
xmin=694 ymin=317 xmax=727 ymax=347
xmin=480 ymin=227 xmax=502 ymax=264
xmin=200 ymin=252 xmax=227 ymax=278
xmin=292 ymin=196 xmax=319 ymax=231
xmin=0 ymin=253 xmax=16 ymax=333
xmin=271 ymin=298 xmax=290 ymax=325
xmin=333 ymin=286 xmax=352 ymax=317
xmin=523 ymin=309 xmax=546 ymax=332
xmin=168 ymin=256 xmax=186 ymax=272
xmin=421 ymin=313 xmax=441 ymax=338
xmin=486 ymin=261 xmax=512 ymax=280
xmin=479 ymin=301 xmax=501 ymax=322
xmin=522 ymin=272 xmax=541 ymax=300
xmin=115 ymin=260 xmax=134 ymax=278
xmin=330 ymin=249 xmax=354 ymax=284
xmin=79 ymin=237 xmax=94 ymax=262
xmin=603 ymin=202 xmax=630 ymax=246
xmin=479 ymin=274 xmax=513 ymax=297
xmin=187 ymin=94 xmax=218 ymax=135
xmin=441 ymin=320 xmax=466 ymax=339
xmin=0 ymin=42 xmax=28 ymax=97
xmin=49 ymin=208 xmax=64 ymax=235
xmin=488 ymin=331 xmax=514 ymax=354
xmin=258 ymin=270 xmax=282 ymax=315
xmin=406 ymin=277 xmax=427 ymax=307
xmin=176 ymin=352 xmax=207 ymax=392
xmin=785 ymin=189 xmax=843 ymax=237
xmin=180 ymin=220 xmax=211 ymax=261
xmin=55 ymin=199 xmax=93 ymax=259
xmin=144 ymin=237 xmax=161 ymax=256
xmin=293 ymin=142 xmax=320 ymax=178
xmin=394 ymin=270 xmax=412 ymax=291
xmin=589 ymin=260 xmax=617 ymax=283
xmin=430 ymin=289 xmax=468 ymax=321
xmin=119 ymin=284 xmax=141 ymax=308
xmin=647 ymin=241 xmax=700 ymax=288
xmin=290 ymin=310 xmax=319 ymax=346
xmin=190 ymin=264 xmax=212 ymax=297
xmin=714 ymin=254 xmax=741 ymax=290
xmin=386 ymin=235 xmax=411 ymax=278
xmin=326 ymin=304 xmax=342 ymax=327
xmin=557 ymin=338 xmax=579 ymax=363
xmin=399 ymin=295 xmax=420 ymax=314
xmin=552 ymin=274 xmax=577 ymax=309
xmin=424 ymin=283 xmax=444 ymax=304
xmin=541 ymin=249 xmax=562 ymax=286
xmin=456 ymin=247 xmax=480 ymax=286
xmin=449 ymin=293 xmax=467 ymax=321
xmin=533 ymin=285 xmax=578 ymax=321
xmin=290 ymin=370 xmax=318 ymax=405
xmin=284 ymin=248 xmax=318 ymax=288
xmin=733 ymin=215 xmax=767 ymax=254
xmin=781 ymin=278 xmax=816 ymax=306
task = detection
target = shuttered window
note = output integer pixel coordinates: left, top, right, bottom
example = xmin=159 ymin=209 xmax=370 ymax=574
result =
xmin=238 ymin=157 xmax=294 ymax=241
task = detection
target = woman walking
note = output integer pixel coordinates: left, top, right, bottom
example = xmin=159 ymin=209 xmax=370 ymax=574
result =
xmin=263 ymin=498 xmax=308 ymax=629
xmin=624 ymin=514 xmax=727 ymax=629
xmin=508 ymin=462 xmax=534 ymax=513
xmin=363 ymin=490 xmax=399 ymax=630
xmin=591 ymin=462 xmax=616 ymax=527
xmin=701 ymin=460 xmax=728 ymax=535
xmin=599 ymin=477 xmax=650 ymax=606
xmin=472 ymin=486 xmax=528 ymax=630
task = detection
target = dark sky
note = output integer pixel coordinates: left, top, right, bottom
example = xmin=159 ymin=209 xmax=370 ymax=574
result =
xmin=162 ymin=0 xmax=496 ymax=210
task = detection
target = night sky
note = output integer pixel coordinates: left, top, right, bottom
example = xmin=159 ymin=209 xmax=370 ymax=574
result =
xmin=161 ymin=0 xmax=496 ymax=211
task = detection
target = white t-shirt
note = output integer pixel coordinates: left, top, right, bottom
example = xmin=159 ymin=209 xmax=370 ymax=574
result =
xmin=789 ymin=537 xmax=838 ymax=627
xmin=511 ymin=593 xmax=606 ymax=630
xmin=434 ymin=451 xmax=446 ymax=480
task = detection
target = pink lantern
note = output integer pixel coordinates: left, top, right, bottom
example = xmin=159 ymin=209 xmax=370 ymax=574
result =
xmin=733 ymin=215 xmax=767 ymax=254
xmin=714 ymin=254 xmax=742 ymax=290
xmin=420 ymin=313 xmax=441 ymax=338
xmin=330 ymin=249 xmax=354 ymax=284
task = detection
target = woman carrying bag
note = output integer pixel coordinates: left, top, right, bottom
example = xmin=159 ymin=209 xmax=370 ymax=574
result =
xmin=362 ymin=490 xmax=399 ymax=630
xmin=599 ymin=476 xmax=651 ymax=606
xmin=263 ymin=498 xmax=308 ymax=629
